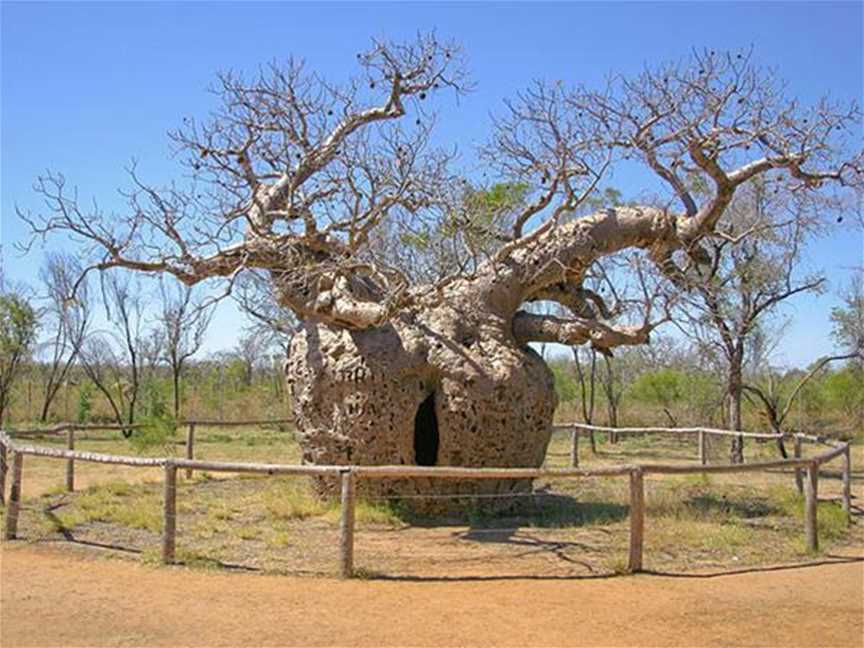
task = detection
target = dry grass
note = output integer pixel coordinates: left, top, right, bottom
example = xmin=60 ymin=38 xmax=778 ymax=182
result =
xmin=2 ymin=424 xmax=861 ymax=578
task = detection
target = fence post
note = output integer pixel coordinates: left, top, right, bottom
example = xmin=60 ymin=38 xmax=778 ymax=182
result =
xmin=0 ymin=439 xmax=7 ymax=505
xmin=185 ymin=424 xmax=196 ymax=479
xmin=3 ymin=452 xmax=23 ymax=540
xmin=793 ymin=437 xmax=804 ymax=494
xmin=628 ymin=467 xmax=644 ymax=573
xmin=162 ymin=461 xmax=177 ymax=564
xmin=570 ymin=429 xmax=579 ymax=468
xmin=842 ymin=445 xmax=852 ymax=522
xmin=698 ymin=430 xmax=707 ymax=466
xmin=339 ymin=469 xmax=356 ymax=578
xmin=66 ymin=427 xmax=75 ymax=492
xmin=804 ymin=460 xmax=819 ymax=553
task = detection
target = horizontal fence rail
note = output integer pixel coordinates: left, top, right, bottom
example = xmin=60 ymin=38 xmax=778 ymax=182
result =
xmin=2 ymin=419 xmax=295 ymax=486
xmin=0 ymin=422 xmax=853 ymax=577
xmin=7 ymin=419 xmax=293 ymax=437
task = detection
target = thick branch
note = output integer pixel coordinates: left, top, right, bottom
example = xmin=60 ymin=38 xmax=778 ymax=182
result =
xmin=512 ymin=311 xmax=650 ymax=353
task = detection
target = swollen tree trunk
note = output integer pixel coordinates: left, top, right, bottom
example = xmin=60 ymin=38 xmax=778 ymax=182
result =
xmin=287 ymin=297 xmax=557 ymax=500
xmin=285 ymin=208 xmax=668 ymax=500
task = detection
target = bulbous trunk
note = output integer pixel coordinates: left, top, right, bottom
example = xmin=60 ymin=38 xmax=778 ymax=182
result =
xmin=286 ymin=294 xmax=557 ymax=505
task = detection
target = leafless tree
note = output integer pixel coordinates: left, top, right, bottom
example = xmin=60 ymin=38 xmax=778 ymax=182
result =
xmin=140 ymin=328 xmax=166 ymax=384
xmin=18 ymin=40 xmax=862 ymax=490
xmin=744 ymin=352 xmax=859 ymax=455
xmin=675 ymin=181 xmax=830 ymax=461
xmin=232 ymin=329 xmax=274 ymax=387
xmin=233 ymin=269 xmax=297 ymax=355
xmin=156 ymin=279 xmax=214 ymax=419
xmin=831 ymin=268 xmax=864 ymax=364
xmin=36 ymin=253 xmax=91 ymax=421
xmin=78 ymin=272 xmax=149 ymax=429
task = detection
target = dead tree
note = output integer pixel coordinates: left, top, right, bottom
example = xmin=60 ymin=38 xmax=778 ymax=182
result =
xmin=744 ymin=352 xmax=859 ymax=456
xmin=77 ymin=272 xmax=149 ymax=430
xmin=831 ymin=270 xmax=864 ymax=366
xmin=675 ymin=181 xmax=832 ymax=462
xmin=18 ymin=40 xmax=862 ymax=497
xmin=156 ymin=280 xmax=214 ymax=419
xmin=37 ymin=253 xmax=91 ymax=421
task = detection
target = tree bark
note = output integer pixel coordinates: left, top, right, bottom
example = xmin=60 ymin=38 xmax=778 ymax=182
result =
xmin=172 ymin=370 xmax=181 ymax=421
xmin=286 ymin=206 xmax=685 ymax=501
xmin=728 ymin=350 xmax=745 ymax=464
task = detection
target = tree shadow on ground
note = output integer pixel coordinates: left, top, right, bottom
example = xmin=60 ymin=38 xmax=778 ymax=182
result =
xmin=682 ymin=492 xmax=780 ymax=518
xmin=395 ymin=491 xmax=629 ymax=530
xmin=641 ymin=554 xmax=864 ymax=579
xmin=370 ymin=554 xmax=864 ymax=582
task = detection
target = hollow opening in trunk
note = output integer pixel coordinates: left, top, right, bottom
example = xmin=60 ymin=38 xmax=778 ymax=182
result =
xmin=413 ymin=392 xmax=439 ymax=466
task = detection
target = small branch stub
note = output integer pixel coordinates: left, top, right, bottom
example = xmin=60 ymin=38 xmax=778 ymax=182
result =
xmin=339 ymin=470 xmax=356 ymax=578
xmin=628 ymin=467 xmax=645 ymax=573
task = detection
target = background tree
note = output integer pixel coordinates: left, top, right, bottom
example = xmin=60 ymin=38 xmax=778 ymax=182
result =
xmin=156 ymin=279 xmax=214 ymax=419
xmin=830 ymin=269 xmax=864 ymax=363
xmin=19 ymin=40 xmax=862 ymax=494
xmin=78 ymin=272 xmax=149 ymax=428
xmin=675 ymin=181 xmax=829 ymax=461
xmin=36 ymin=253 xmax=91 ymax=421
xmin=0 ymin=292 xmax=38 ymax=425
xmin=744 ymin=350 xmax=860 ymax=453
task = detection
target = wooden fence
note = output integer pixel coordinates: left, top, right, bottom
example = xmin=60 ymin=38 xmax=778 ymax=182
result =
xmin=0 ymin=423 xmax=853 ymax=578
xmin=0 ymin=419 xmax=294 ymax=494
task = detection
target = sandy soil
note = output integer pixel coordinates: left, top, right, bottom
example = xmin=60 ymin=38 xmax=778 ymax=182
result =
xmin=1 ymin=543 xmax=862 ymax=648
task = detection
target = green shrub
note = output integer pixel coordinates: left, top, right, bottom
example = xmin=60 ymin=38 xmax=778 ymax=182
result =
xmin=76 ymin=382 xmax=94 ymax=423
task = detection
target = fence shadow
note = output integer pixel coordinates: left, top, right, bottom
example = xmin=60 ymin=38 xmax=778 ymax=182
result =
xmin=367 ymin=554 xmax=864 ymax=583
xmin=642 ymin=554 xmax=864 ymax=579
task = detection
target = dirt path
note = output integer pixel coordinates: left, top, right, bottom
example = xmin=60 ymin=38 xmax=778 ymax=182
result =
xmin=2 ymin=544 xmax=862 ymax=647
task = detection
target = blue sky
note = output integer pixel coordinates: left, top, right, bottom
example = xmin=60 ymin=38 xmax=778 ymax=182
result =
xmin=2 ymin=1 xmax=862 ymax=367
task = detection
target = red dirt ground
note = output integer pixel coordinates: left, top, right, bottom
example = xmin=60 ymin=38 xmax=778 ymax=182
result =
xmin=2 ymin=543 xmax=862 ymax=647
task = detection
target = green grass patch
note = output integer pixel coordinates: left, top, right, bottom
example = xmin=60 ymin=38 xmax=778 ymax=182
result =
xmin=355 ymin=500 xmax=402 ymax=526
xmin=54 ymin=482 xmax=162 ymax=532
xmin=263 ymin=480 xmax=332 ymax=521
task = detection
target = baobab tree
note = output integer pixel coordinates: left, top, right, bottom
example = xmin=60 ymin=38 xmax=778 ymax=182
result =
xmin=18 ymin=37 xmax=862 ymax=497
